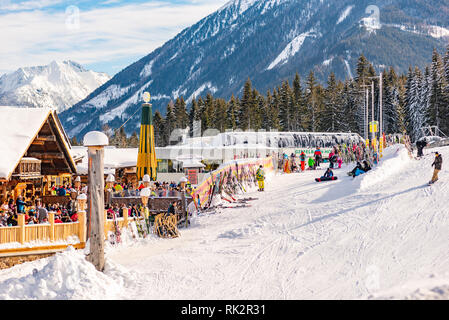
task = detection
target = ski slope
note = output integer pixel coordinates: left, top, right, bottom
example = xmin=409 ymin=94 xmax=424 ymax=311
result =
xmin=1 ymin=145 xmax=449 ymax=300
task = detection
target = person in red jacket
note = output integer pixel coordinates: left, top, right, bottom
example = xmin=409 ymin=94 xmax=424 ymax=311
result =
xmin=314 ymin=147 xmax=322 ymax=167
xmin=300 ymin=152 xmax=306 ymax=172
xmin=70 ymin=212 xmax=78 ymax=222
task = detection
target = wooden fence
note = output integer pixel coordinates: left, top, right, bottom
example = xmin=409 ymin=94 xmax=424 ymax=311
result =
xmin=0 ymin=212 xmax=87 ymax=256
xmin=0 ymin=208 xmax=153 ymax=256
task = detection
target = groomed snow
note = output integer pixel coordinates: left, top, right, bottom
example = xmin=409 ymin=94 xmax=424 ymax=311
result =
xmin=1 ymin=145 xmax=448 ymax=300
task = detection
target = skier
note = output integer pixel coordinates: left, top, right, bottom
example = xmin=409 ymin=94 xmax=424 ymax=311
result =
xmin=308 ymin=157 xmax=316 ymax=170
xmin=314 ymin=147 xmax=322 ymax=167
xmin=429 ymin=152 xmax=443 ymax=184
xmin=416 ymin=138 xmax=428 ymax=158
xmin=256 ymin=165 xmax=265 ymax=191
xmin=300 ymin=151 xmax=306 ymax=172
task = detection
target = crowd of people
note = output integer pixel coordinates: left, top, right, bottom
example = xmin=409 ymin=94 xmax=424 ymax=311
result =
xmin=0 ymin=196 xmax=78 ymax=227
xmin=108 ymin=180 xmax=193 ymax=199
xmin=278 ymin=140 xmax=380 ymax=174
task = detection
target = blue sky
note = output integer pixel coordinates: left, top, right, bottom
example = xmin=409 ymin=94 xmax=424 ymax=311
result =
xmin=0 ymin=0 xmax=228 ymax=76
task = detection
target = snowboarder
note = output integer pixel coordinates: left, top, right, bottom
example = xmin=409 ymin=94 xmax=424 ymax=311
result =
xmin=315 ymin=168 xmax=338 ymax=182
xmin=323 ymin=168 xmax=334 ymax=178
xmin=348 ymin=162 xmax=365 ymax=178
xmin=256 ymin=165 xmax=265 ymax=191
xmin=416 ymin=138 xmax=428 ymax=158
xmin=429 ymin=152 xmax=442 ymax=184
xmin=362 ymin=160 xmax=372 ymax=173
xmin=300 ymin=151 xmax=306 ymax=171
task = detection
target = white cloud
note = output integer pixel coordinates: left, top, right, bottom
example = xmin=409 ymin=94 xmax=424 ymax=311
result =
xmin=0 ymin=0 xmax=227 ymax=72
xmin=0 ymin=0 xmax=63 ymax=11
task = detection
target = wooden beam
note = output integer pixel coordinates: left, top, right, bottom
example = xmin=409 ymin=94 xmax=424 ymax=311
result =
xmin=27 ymin=152 xmax=64 ymax=160
xmin=34 ymin=136 xmax=56 ymax=142
xmin=46 ymin=118 xmax=74 ymax=174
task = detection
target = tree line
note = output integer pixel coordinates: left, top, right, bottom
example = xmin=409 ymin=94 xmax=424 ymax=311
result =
xmin=71 ymin=45 xmax=449 ymax=147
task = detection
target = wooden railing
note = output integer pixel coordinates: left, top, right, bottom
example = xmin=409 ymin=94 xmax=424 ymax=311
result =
xmin=0 ymin=208 xmax=157 ymax=256
xmin=0 ymin=212 xmax=87 ymax=255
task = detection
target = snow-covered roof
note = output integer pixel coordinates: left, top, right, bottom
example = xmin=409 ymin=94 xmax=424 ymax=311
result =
xmin=181 ymin=159 xmax=206 ymax=168
xmin=0 ymin=107 xmax=52 ymax=180
xmin=72 ymin=146 xmax=139 ymax=175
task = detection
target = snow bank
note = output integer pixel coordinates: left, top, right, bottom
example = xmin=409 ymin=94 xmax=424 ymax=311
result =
xmin=359 ymin=145 xmax=411 ymax=191
xmin=369 ymin=275 xmax=449 ymax=300
xmin=0 ymin=246 xmax=135 ymax=300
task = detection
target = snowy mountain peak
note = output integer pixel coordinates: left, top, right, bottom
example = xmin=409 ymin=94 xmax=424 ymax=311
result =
xmin=0 ymin=61 xmax=111 ymax=113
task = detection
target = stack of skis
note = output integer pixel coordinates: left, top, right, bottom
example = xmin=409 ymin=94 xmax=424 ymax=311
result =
xmin=196 ymin=165 xmax=259 ymax=215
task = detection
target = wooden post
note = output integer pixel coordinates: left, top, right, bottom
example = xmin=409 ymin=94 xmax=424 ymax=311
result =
xmin=104 ymin=210 xmax=108 ymax=240
xmin=49 ymin=212 xmax=55 ymax=242
xmin=18 ymin=214 xmax=25 ymax=244
xmin=123 ymin=208 xmax=128 ymax=227
xmin=78 ymin=211 xmax=86 ymax=244
xmin=84 ymin=131 xmax=108 ymax=272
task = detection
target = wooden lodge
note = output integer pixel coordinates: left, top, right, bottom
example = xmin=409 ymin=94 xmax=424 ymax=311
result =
xmin=0 ymin=107 xmax=77 ymax=206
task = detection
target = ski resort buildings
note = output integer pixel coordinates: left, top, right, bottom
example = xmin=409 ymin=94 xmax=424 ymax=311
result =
xmin=0 ymin=107 xmax=77 ymax=203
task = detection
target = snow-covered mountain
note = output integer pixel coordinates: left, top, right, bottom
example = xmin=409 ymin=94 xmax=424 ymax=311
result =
xmin=0 ymin=61 xmax=110 ymax=113
xmin=60 ymin=0 xmax=449 ymax=139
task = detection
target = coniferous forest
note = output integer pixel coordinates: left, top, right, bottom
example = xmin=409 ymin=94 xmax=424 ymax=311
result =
xmin=71 ymin=46 xmax=449 ymax=148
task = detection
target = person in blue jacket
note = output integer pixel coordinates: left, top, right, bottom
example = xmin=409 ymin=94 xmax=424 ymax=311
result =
xmin=16 ymin=196 xmax=26 ymax=214
xmin=349 ymin=162 xmax=365 ymax=178
xmin=323 ymin=168 xmax=334 ymax=179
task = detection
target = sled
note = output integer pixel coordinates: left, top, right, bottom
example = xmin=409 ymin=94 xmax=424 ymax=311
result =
xmin=315 ymin=176 xmax=338 ymax=182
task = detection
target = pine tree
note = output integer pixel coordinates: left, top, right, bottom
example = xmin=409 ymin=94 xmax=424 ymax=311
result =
xmin=164 ymin=101 xmax=177 ymax=145
xmin=214 ymin=98 xmax=228 ymax=132
xmin=383 ymin=67 xmax=400 ymax=134
xmin=304 ymin=71 xmax=319 ymax=132
xmin=321 ymin=72 xmax=344 ymax=132
xmin=292 ymin=73 xmax=304 ymax=131
xmin=153 ymin=110 xmax=165 ymax=147
xmin=269 ymin=89 xmax=281 ymax=131
xmin=279 ymin=81 xmax=292 ymax=131
xmin=128 ymin=131 xmax=139 ymax=147
xmin=226 ymin=94 xmax=239 ymax=130
xmin=427 ymin=49 xmax=446 ymax=132
xmin=174 ymin=96 xmax=189 ymax=129
xmin=203 ymin=92 xmax=216 ymax=130
xmin=405 ymin=67 xmax=425 ymax=141
xmin=239 ymin=78 xmax=254 ymax=130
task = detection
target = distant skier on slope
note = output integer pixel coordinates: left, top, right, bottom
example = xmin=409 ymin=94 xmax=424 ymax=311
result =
xmin=256 ymin=165 xmax=265 ymax=191
xmin=429 ymin=152 xmax=443 ymax=184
